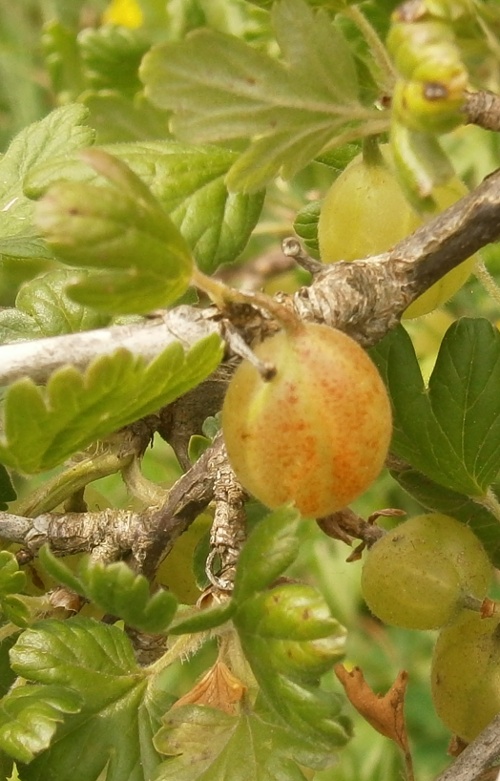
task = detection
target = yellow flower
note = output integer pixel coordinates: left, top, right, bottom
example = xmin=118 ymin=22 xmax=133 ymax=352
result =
xmin=102 ymin=0 xmax=143 ymax=28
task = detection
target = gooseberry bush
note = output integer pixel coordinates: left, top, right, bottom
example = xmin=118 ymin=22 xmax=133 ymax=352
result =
xmin=2 ymin=1 xmax=500 ymax=780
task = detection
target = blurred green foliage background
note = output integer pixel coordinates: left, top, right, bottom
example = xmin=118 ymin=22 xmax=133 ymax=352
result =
xmin=2 ymin=1 xmax=500 ymax=779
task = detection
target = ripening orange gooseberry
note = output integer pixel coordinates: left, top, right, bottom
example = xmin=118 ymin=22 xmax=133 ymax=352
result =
xmin=222 ymin=322 xmax=392 ymax=518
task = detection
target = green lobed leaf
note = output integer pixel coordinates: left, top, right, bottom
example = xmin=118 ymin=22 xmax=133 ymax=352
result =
xmin=78 ymin=25 xmax=149 ymax=95
xmin=41 ymin=21 xmax=85 ymax=102
xmin=0 ymin=685 xmax=82 ymax=765
xmin=232 ymin=506 xmax=302 ymax=601
xmin=0 ymin=104 xmax=94 ymax=263
xmin=154 ymin=698 xmax=340 ymax=781
xmin=0 ymin=309 xmax=45 ymax=345
xmin=10 ymin=618 xmax=140 ymax=692
xmin=33 ymin=149 xmax=193 ymax=315
xmin=233 ymin=583 xmax=348 ymax=745
xmin=82 ymin=92 xmax=171 ymax=145
xmin=393 ymin=467 xmax=500 ymax=567
xmin=0 ymin=635 xmax=18 ymax=699
xmin=293 ymin=201 xmax=321 ymax=257
xmin=37 ymin=546 xmax=84 ymax=597
xmin=140 ymin=0 xmax=386 ymax=191
xmin=0 ymin=552 xmax=26 ymax=600
xmin=0 ymin=552 xmax=30 ymax=625
xmin=390 ymin=121 xmax=454 ymax=210
xmin=168 ymin=601 xmax=236 ymax=635
xmin=0 ymin=333 xmax=223 ymax=473
xmin=39 ymin=546 xmax=178 ymax=633
xmin=7 ymin=617 xmax=167 ymax=781
xmin=370 ymin=319 xmax=500 ymax=496
xmin=0 ymin=466 xmax=16 ymax=509
xmin=26 ymin=140 xmax=265 ymax=273
xmin=0 ymin=270 xmax=111 ymax=345
xmin=315 ymin=142 xmax=361 ymax=170
xmin=1 ymin=596 xmax=32 ymax=629
xmin=78 ymin=558 xmax=178 ymax=634
xmin=236 ymin=583 xmax=346 ymax=679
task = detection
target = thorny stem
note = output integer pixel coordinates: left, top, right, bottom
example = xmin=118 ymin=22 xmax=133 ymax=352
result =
xmin=281 ymin=237 xmax=323 ymax=274
xmin=205 ymin=449 xmax=247 ymax=592
xmin=474 ymin=257 xmax=500 ymax=309
xmin=464 ymin=90 xmax=500 ymax=132
xmin=146 ymin=632 xmax=207 ymax=676
xmin=473 ymin=487 xmax=500 ymax=524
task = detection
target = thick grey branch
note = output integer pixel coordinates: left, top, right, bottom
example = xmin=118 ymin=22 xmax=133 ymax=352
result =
xmin=0 ymin=432 xmax=224 ymax=568
xmin=1 ymin=167 xmax=499 ymax=384
xmin=293 ymin=167 xmax=500 ymax=346
xmin=464 ymin=90 xmax=500 ymax=132
xmin=435 ymin=714 xmax=500 ymax=781
xmin=1 ymin=508 xmax=143 ymax=560
xmin=0 ymin=305 xmax=221 ymax=385
xmin=138 ymin=432 xmax=226 ymax=578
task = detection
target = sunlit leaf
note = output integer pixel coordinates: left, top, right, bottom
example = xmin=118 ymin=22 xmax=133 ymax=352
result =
xmin=26 ymin=141 xmax=265 ymax=273
xmin=7 ymin=618 xmax=167 ymax=780
xmin=0 ymin=104 xmax=94 ymax=263
xmin=0 ymin=334 xmax=223 ymax=472
xmin=0 ymin=685 xmax=82 ymax=764
xmin=371 ymin=319 xmax=500 ymax=496
xmin=39 ymin=547 xmax=178 ymax=633
xmin=34 ymin=149 xmax=194 ymax=315
xmin=233 ymin=506 xmax=301 ymax=601
xmin=140 ymin=0 xmax=387 ymax=191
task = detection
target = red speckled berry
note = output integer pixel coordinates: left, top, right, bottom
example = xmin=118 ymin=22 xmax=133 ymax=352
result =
xmin=222 ymin=323 xmax=392 ymax=518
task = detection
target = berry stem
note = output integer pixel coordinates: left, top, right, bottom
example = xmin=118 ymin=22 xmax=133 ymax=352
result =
xmin=191 ymin=266 xmax=304 ymax=334
xmin=361 ymin=135 xmax=385 ymax=167
xmin=474 ymin=255 xmax=500 ymax=307
xmin=473 ymin=487 xmax=500 ymax=524
xmin=462 ymin=594 xmax=485 ymax=612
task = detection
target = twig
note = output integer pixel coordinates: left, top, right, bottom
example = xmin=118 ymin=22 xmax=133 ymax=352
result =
xmin=464 ymin=90 xmax=500 ymax=132
xmin=435 ymin=715 xmax=500 ymax=781
xmin=292 ymin=167 xmax=500 ymax=346
xmin=205 ymin=449 xmax=247 ymax=592
xmin=0 ymin=434 xmax=226 ymax=575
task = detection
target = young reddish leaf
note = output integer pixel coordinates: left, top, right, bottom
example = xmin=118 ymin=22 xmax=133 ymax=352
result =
xmin=171 ymin=660 xmax=247 ymax=717
xmin=334 ymin=665 xmax=414 ymax=778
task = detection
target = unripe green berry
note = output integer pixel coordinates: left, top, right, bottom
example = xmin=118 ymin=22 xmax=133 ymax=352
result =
xmin=317 ymin=144 xmax=477 ymax=318
xmin=432 ymin=611 xmax=500 ymax=742
xmin=361 ymin=513 xmax=492 ymax=630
